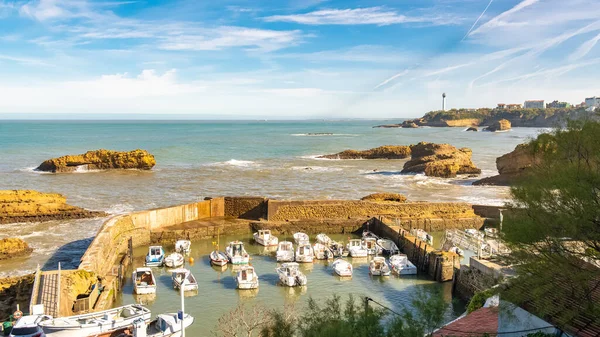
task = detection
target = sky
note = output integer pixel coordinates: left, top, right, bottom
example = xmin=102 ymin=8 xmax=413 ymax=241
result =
xmin=1 ymin=0 xmax=600 ymax=118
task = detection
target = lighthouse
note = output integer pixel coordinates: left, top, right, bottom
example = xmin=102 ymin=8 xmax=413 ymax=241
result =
xmin=442 ymin=93 xmax=447 ymax=111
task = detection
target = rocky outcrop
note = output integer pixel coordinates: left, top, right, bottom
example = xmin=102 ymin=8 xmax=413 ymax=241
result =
xmin=0 ymin=190 xmax=106 ymax=224
xmin=36 ymin=149 xmax=156 ymax=173
xmin=466 ymin=127 xmax=478 ymax=132
xmin=484 ymin=119 xmax=511 ymax=132
xmin=361 ymin=193 xmax=407 ymax=203
xmin=474 ymin=143 xmax=540 ymax=186
xmin=0 ymin=274 xmax=34 ymax=320
xmin=318 ymin=145 xmax=411 ymax=159
xmin=401 ymin=142 xmax=481 ymax=178
xmin=0 ymin=238 xmax=33 ymax=260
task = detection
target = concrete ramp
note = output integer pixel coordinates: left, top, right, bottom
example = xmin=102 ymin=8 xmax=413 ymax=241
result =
xmin=30 ymin=264 xmax=62 ymax=317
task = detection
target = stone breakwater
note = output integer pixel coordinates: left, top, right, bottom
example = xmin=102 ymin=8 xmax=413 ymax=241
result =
xmin=402 ymin=142 xmax=481 ymax=178
xmin=36 ymin=149 xmax=156 ymax=173
xmin=0 ymin=190 xmax=106 ymax=224
xmin=318 ymin=145 xmax=411 ymax=159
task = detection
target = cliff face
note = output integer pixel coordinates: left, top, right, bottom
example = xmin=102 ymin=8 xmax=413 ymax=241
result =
xmin=0 ymin=274 xmax=34 ymax=320
xmin=318 ymin=145 xmax=411 ymax=159
xmin=0 ymin=238 xmax=33 ymax=260
xmin=36 ymin=149 xmax=156 ymax=173
xmin=0 ymin=190 xmax=106 ymax=224
xmin=402 ymin=142 xmax=481 ymax=178
xmin=473 ymin=143 xmax=540 ymax=186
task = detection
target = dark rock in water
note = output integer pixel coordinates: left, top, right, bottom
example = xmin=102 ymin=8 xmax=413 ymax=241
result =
xmin=373 ymin=124 xmax=402 ymax=128
xmin=361 ymin=193 xmax=407 ymax=203
xmin=402 ymin=121 xmax=419 ymax=128
xmin=319 ymin=145 xmax=411 ymax=159
xmin=401 ymin=142 xmax=481 ymax=178
xmin=483 ymin=119 xmax=511 ymax=132
xmin=36 ymin=149 xmax=156 ymax=173
xmin=466 ymin=127 xmax=478 ymax=132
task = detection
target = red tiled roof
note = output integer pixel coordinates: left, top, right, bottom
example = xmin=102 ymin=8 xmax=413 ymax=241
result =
xmin=434 ymin=307 xmax=499 ymax=337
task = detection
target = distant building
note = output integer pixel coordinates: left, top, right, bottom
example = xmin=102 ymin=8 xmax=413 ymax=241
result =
xmin=497 ymin=103 xmax=522 ymax=109
xmin=524 ymin=100 xmax=545 ymax=109
xmin=546 ymin=100 xmax=571 ymax=108
xmin=585 ymin=96 xmax=600 ymax=110
xmin=497 ymin=103 xmax=505 ymax=109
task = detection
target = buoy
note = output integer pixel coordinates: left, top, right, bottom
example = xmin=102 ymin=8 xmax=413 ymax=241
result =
xmin=13 ymin=310 xmax=23 ymax=320
xmin=188 ymin=257 xmax=194 ymax=264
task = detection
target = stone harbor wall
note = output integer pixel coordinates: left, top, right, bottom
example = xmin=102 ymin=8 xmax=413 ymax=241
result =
xmin=224 ymin=196 xmax=267 ymax=219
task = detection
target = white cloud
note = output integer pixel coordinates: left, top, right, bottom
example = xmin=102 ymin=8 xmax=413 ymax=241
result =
xmin=263 ymin=7 xmax=460 ymax=26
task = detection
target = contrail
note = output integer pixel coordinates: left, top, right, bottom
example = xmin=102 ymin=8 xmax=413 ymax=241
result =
xmin=461 ymin=0 xmax=494 ymax=41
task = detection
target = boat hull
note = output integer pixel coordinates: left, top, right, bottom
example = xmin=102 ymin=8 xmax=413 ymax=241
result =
xmin=276 ymin=253 xmax=294 ymax=262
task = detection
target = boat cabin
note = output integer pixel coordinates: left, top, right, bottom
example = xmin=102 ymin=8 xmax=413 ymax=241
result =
xmin=135 ymin=269 xmax=155 ymax=286
xmin=279 ymin=241 xmax=293 ymax=251
xmin=240 ymin=267 xmax=255 ymax=281
xmin=348 ymin=239 xmax=362 ymax=247
xmin=230 ymin=242 xmax=244 ymax=256
xmin=298 ymin=245 xmax=310 ymax=255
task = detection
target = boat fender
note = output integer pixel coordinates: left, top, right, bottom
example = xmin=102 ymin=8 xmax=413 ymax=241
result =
xmin=13 ymin=310 xmax=23 ymax=320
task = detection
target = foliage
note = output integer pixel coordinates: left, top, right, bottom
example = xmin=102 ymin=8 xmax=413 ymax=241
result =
xmin=500 ymin=119 xmax=600 ymax=328
xmin=466 ymin=289 xmax=495 ymax=314
xmin=213 ymin=303 xmax=272 ymax=337
xmin=420 ymin=107 xmax=586 ymax=123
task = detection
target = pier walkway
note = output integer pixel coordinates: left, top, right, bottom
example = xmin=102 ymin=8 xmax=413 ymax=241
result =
xmin=30 ymin=264 xmax=66 ymax=317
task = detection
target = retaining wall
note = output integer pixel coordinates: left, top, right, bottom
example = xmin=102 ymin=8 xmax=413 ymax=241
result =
xmin=224 ymin=196 xmax=267 ymax=219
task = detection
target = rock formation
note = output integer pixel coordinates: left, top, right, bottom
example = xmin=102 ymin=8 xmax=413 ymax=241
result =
xmin=473 ymin=143 xmax=540 ymax=186
xmin=0 ymin=190 xmax=106 ymax=224
xmin=36 ymin=149 xmax=156 ymax=173
xmin=484 ymin=119 xmax=511 ymax=132
xmin=318 ymin=145 xmax=411 ymax=159
xmin=0 ymin=238 xmax=33 ymax=260
xmin=361 ymin=193 xmax=407 ymax=203
xmin=401 ymin=142 xmax=481 ymax=178
xmin=0 ymin=274 xmax=34 ymax=320
xmin=466 ymin=127 xmax=478 ymax=132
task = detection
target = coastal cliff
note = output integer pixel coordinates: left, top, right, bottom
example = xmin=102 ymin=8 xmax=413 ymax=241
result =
xmin=402 ymin=142 xmax=481 ymax=178
xmin=318 ymin=145 xmax=411 ymax=159
xmin=0 ymin=190 xmax=106 ymax=224
xmin=36 ymin=149 xmax=156 ymax=173
xmin=473 ymin=142 xmax=541 ymax=186
xmin=0 ymin=274 xmax=34 ymax=320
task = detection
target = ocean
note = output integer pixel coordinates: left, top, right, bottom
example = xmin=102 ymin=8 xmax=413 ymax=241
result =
xmin=0 ymin=119 xmax=546 ymax=276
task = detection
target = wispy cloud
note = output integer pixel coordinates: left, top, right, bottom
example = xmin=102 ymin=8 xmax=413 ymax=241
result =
xmin=569 ymin=33 xmax=600 ymax=61
xmin=263 ymin=6 xmax=460 ymax=26
xmin=276 ymin=45 xmax=412 ymax=64
xmin=0 ymin=54 xmax=51 ymax=66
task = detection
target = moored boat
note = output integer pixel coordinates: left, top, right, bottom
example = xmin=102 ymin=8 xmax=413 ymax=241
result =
xmin=315 ymin=233 xmax=332 ymax=245
xmin=369 ymin=256 xmax=391 ymax=276
xmin=465 ymin=228 xmax=485 ymax=240
xmin=164 ymin=252 xmax=184 ymax=268
xmin=133 ymin=267 xmax=157 ymax=294
xmin=362 ymin=237 xmax=380 ymax=255
xmin=293 ymin=232 xmax=310 ymax=245
xmin=175 ymin=240 xmax=191 ymax=255
xmin=332 ymin=258 xmax=353 ymax=277
xmin=210 ymin=250 xmax=228 ymax=266
xmin=236 ymin=265 xmax=259 ymax=290
xmin=295 ymin=243 xmax=314 ymax=263
xmin=347 ymin=239 xmax=368 ymax=258
xmin=411 ymin=228 xmax=433 ymax=245
xmin=126 ymin=312 xmax=194 ymax=337
xmin=376 ymin=238 xmax=399 ymax=255
xmin=449 ymin=246 xmax=464 ymax=256
xmin=171 ymin=268 xmax=198 ymax=292
xmin=330 ymin=240 xmax=347 ymax=257
xmin=225 ymin=241 xmax=250 ymax=265
xmin=38 ymin=304 xmax=151 ymax=337
xmin=145 ymin=246 xmax=165 ymax=267
xmin=313 ymin=242 xmax=334 ymax=260
xmin=253 ymin=229 xmax=279 ymax=246
xmin=389 ymin=254 xmax=417 ymax=275
xmin=276 ymin=262 xmax=307 ymax=287
xmin=276 ymin=241 xmax=295 ymax=262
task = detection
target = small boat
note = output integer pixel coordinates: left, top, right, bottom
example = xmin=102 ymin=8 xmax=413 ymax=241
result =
xmin=389 ymin=254 xmax=417 ymax=275
xmin=313 ymin=243 xmax=334 ymax=260
xmin=276 ymin=241 xmax=295 ymax=262
xmin=225 ymin=241 xmax=250 ymax=265
xmin=484 ymin=228 xmax=498 ymax=238
xmin=133 ymin=267 xmax=157 ymax=294
xmin=449 ymin=246 xmax=464 ymax=256
xmin=210 ymin=228 xmax=228 ymax=266
xmin=276 ymin=262 xmax=307 ymax=286
xmin=145 ymin=246 xmax=165 ymax=267
xmin=332 ymin=258 xmax=353 ymax=277
xmin=295 ymin=243 xmax=314 ymax=263
xmin=411 ymin=228 xmax=433 ymax=245
xmin=253 ymin=229 xmax=279 ymax=246
xmin=329 ymin=240 xmax=347 ymax=257
xmin=164 ymin=252 xmax=184 ymax=268
xmin=347 ymin=239 xmax=368 ymax=258
xmin=369 ymin=256 xmax=391 ymax=276
xmin=129 ymin=312 xmax=194 ymax=337
xmin=315 ymin=233 xmax=332 ymax=245
xmin=362 ymin=230 xmax=379 ymax=239
xmin=362 ymin=237 xmax=380 ymax=255
xmin=171 ymin=268 xmax=198 ymax=292
xmin=38 ymin=304 xmax=151 ymax=337
xmin=293 ymin=232 xmax=310 ymax=245
xmin=465 ymin=228 xmax=485 ymax=240
xmin=376 ymin=238 xmax=399 ymax=255
xmin=236 ymin=265 xmax=259 ymax=290
xmin=175 ymin=240 xmax=191 ymax=255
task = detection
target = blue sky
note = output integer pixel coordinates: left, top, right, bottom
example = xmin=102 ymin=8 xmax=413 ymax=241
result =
xmin=1 ymin=0 xmax=600 ymax=118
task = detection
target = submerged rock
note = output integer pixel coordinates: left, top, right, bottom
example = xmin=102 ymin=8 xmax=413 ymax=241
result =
xmin=474 ymin=143 xmax=540 ymax=186
xmin=361 ymin=193 xmax=407 ymax=203
xmin=401 ymin=142 xmax=481 ymax=178
xmin=484 ymin=119 xmax=511 ymax=132
xmin=318 ymin=145 xmax=411 ymax=159
xmin=466 ymin=127 xmax=478 ymax=132
xmin=0 ymin=238 xmax=33 ymax=260
xmin=36 ymin=149 xmax=156 ymax=173
xmin=0 ymin=190 xmax=106 ymax=224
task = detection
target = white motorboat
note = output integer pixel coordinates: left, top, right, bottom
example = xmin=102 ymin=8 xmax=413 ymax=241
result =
xmin=210 ymin=250 xmax=228 ymax=266
xmin=347 ymin=239 xmax=368 ymax=258
xmin=411 ymin=228 xmax=433 ymax=245
xmin=276 ymin=241 xmax=295 ymax=262
xmin=145 ymin=246 xmax=165 ymax=267
xmin=449 ymin=246 xmax=465 ymax=256
xmin=465 ymin=228 xmax=485 ymax=240
xmin=389 ymin=254 xmax=417 ymax=275
xmin=332 ymin=258 xmax=353 ymax=277
xmin=329 ymin=240 xmax=347 ymax=257
xmin=362 ymin=230 xmax=379 ymax=239
xmin=315 ymin=233 xmax=332 ymax=245
xmin=293 ymin=232 xmax=310 ymax=245
xmin=276 ymin=262 xmax=307 ymax=287
xmin=225 ymin=241 xmax=250 ymax=265
xmin=295 ymin=243 xmax=314 ymax=263
xmin=369 ymin=256 xmax=391 ymax=276
xmin=175 ymin=240 xmax=191 ymax=255
xmin=376 ymin=238 xmax=399 ymax=255
xmin=236 ymin=266 xmax=259 ymax=290
xmin=313 ymin=243 xmax=334 ymax=260
xmin=171 ymin=269 xmax=198 ymax=292
xmin=253 ymin=229 xmax=279 ymax=247
xmin=38 ymin=304 xmax=151 ymax=337
xmin=362 ymin=237 xmax=380 ymax=255
xmin=133 ymin=267 xmax=157 ymax=295
xmin=164 ymin=252 xmax=184 ymax=268
xmin=129 ymin=312 xmax=194 ymax=337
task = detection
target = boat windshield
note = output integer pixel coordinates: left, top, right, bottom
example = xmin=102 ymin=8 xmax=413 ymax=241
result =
xmin=151 ymin=247 xmax=161 ymax=255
